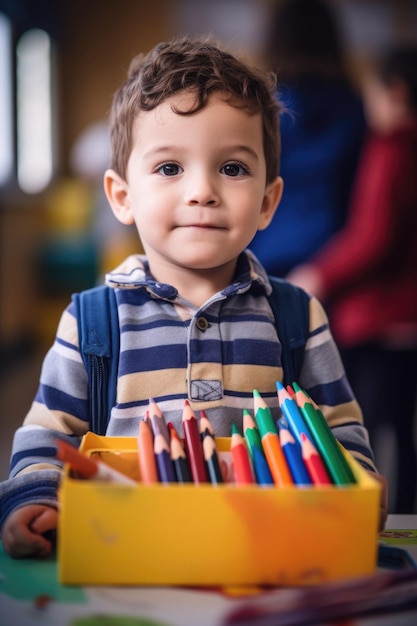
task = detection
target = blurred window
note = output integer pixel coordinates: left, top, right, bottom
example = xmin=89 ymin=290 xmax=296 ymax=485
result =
xmin=0 ymin=14 xmax=56 ymax=195
xmin=16 ymin=28 xmax=54 ymax=193
xmin=0 ymin=13 xmax=13 ymax=187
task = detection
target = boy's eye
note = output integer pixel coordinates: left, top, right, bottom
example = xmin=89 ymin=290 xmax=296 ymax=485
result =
xmin=157 ymin=162 xmax=182 ymax=176
xmin=221 ymin=162 xmax=248 ymax=177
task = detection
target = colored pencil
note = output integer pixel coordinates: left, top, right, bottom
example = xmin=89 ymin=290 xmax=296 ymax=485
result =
xmin=286 ymin=385 xmax=296 ymax=397
xmin=198 ymin=410 xmax=224 ymax=484
xmin=55 ymin=439 xmax=136 ymax=485
xmin=277 ymin=419 xmax=311 ymax=485
xmin=276 ymin=381 xmax=314 ymax=446
xmin=167 ymin=422 xmax=192 ymax=483
xmin=301 ymin=433 xmax=332 ymax=485
xmin=154 ymin=431 xmax=176 ymax=483
xmin=253 ymin=389 xmax=293 ymax=486
xmin=143 ymin=410 xmax=153 ymax=438
xmin=203 ymin=435 xmax=224 ymax=484
xmin=199 ymin=409 xmax=215 ymax=440
xmin=182 ymin=400 xmax=208 ymax=483
xmin=137 ymin=418 xmax=159 ymax=484
xmin=243 ymin=409 xmax=273 ymax=485
xmin=148 ymin=398 xmax=169 ymax=445
xmin=230 ymin=423 xmax=255 ymax=484
xmin=292 ymin=382 xmax=356 ymax=485
xmin=242 ymin=409 xmax=262 ymax=452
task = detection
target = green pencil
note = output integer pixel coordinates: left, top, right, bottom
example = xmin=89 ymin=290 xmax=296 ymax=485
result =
xmin=242 ymin=408 xmax=263 ymax=456
xmin=242 ymin=409 xmax=274 ymax=485
xmin=292 ymin=382 xmax=356 ymax=485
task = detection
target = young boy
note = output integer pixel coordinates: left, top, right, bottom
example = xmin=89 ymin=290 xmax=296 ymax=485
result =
xmin=0 ymin=36 xmax=387 ymax=559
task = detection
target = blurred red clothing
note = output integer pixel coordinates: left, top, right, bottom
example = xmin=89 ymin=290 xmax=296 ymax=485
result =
xmin=312 ymin=122 xmax=417 ymax=347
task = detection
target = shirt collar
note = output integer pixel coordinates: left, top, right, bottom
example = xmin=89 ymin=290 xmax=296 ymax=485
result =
xmin=105 ymin=250 xmax=272 ymax=300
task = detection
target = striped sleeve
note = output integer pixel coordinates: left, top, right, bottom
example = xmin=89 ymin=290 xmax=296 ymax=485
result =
xmin=8 ymin=303 xmax=89 ymax=478
xmin=299 ymin=296 xmax=377 ymax=472
xmin=0 ymin=469 xmax=61 ymax=533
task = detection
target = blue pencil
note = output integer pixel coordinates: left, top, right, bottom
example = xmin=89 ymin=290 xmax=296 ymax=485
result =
xmin=154 ymin=432 xmax=176 ymax=483
xmin=277 ymin=419 xmax=311 ymax=485
xmin=252 ymin=444 xmax=274 ymax=485
xmin=276 ymin=381 xmax=314 ymax=446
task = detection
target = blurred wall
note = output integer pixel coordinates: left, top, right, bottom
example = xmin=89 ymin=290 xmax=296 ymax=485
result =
xmin=1 ymin=0 xmax=417 ymax=353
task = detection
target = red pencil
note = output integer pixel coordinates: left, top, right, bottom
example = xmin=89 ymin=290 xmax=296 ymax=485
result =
xmin=286 ymin=384 xmax=296 ymax=397
xmin=230 ymin=424 xmax=255 ymax=484
xmin=182 ymin=400 xmax=208 ymax=483
xmin=300 ymin=433 xmax=332 ymax=485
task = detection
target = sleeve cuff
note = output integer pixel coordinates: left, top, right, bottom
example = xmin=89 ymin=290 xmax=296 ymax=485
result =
xmin=0 ymin=469 xmax=61 ymax=532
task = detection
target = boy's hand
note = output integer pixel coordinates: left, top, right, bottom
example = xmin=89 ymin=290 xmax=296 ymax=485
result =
xmin=369 ymin=471 xmax=388 ymax=531
xmin=1 ymin=505 xmax=58 ymax=558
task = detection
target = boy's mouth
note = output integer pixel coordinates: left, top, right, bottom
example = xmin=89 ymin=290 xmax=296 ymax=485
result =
xmin=180 ymin=223 xmax=226 ymax=230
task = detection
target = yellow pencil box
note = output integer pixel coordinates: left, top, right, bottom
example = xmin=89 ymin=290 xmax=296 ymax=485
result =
xmin=58 ymin=432 xmax=380 ymax=586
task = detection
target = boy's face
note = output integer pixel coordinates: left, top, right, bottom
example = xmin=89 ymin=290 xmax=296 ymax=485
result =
xmin=105 ymin=91 xmax=282 ymax=282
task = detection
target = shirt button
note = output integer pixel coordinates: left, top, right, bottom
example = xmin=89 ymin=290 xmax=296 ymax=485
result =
xmin=196 ymin=316 xmax=209 ymax=331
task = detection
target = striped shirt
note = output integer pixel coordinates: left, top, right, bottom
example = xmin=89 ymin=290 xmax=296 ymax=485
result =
xmin=0 ymin=250 xmax=376 ymax=528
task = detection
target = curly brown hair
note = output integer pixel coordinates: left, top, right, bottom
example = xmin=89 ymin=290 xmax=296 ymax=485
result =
xmin=108 ymin=35 xmax=282 ymax=184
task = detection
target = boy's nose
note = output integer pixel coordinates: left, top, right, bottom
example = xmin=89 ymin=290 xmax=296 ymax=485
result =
xmin=184 ymin=174 xmax=220 ymax=206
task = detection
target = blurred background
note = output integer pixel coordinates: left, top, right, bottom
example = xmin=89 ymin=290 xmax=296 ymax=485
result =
xmin=1 ymin=0 xmax=417 ymax=509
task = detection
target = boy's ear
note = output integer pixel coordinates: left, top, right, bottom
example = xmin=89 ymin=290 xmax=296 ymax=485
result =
xmin=104 ymin=169 xmax=135 ymax=225
xmin=258 ymin=176 xmax=283 ymax=231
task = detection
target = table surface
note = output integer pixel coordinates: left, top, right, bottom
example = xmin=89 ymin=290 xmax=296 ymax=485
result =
xmin=0 ymin=515 xmax=416 ymax=626
xmin=383 ymin=514 xmax=417 ymax=562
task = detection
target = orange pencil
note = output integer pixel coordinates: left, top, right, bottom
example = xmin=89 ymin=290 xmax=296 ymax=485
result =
xmin=55 ymin=439 xmax=136 ymax=485
xmin=301 ymin=433 xmax=332 ymax=485
xmin=253 ymin=389 xmax=293 ymax=486
xmin=137 ymin=418 xmax=159 ymax=483
xmin=230 ymin=424 xmax=255 ymax=484
xmin=141 ymin=409 xmax=153 ymax=440
xmin=182 ymin=400 xmax=208 ymax=483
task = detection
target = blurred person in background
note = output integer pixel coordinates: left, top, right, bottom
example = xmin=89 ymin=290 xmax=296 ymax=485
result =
xmin=249 ymin=0 xmax=366 ymax=277
xmin=287 ymin=46 xmax=417 ymax=513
